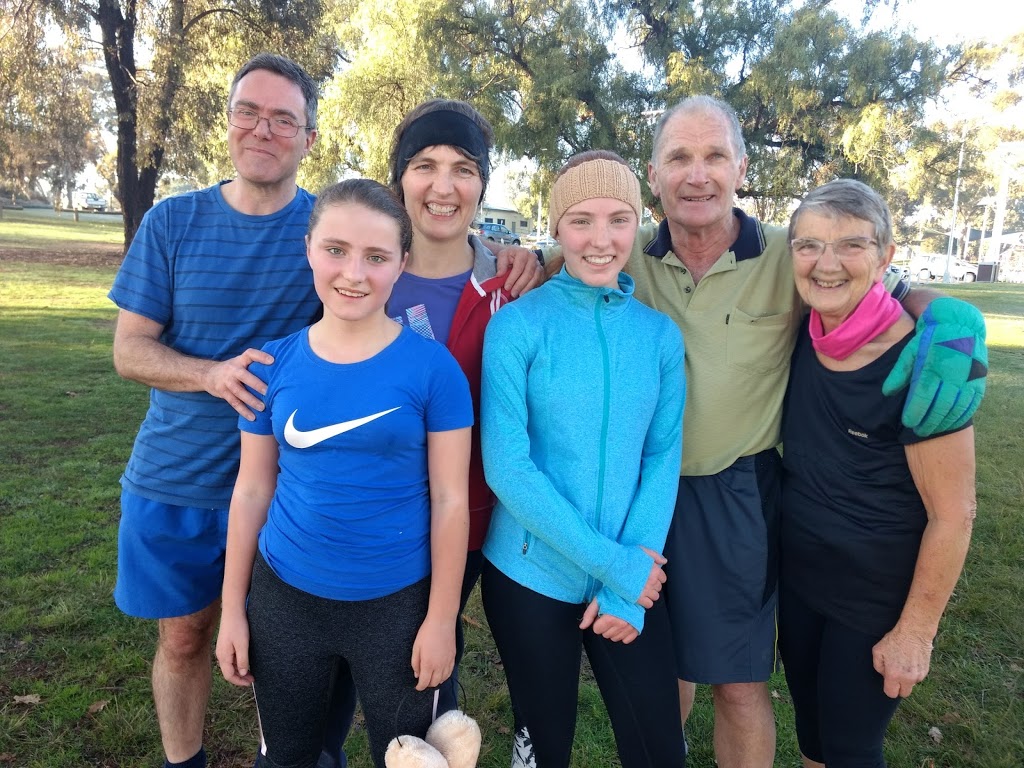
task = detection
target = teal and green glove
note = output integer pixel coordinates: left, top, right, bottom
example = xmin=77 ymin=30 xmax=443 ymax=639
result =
xmin=882 ymin=297 xmax=988 ymax=436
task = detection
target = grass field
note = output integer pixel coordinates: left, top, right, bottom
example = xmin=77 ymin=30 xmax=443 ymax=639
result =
xmin=1 ymin=237 xmax=1022 ymax=766
xmin=0 ymin=208 xmax=124 ymax=250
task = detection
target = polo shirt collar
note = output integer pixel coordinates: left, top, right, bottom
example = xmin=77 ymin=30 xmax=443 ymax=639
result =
xmin=643 ymin=208 xmax=768 ymax=263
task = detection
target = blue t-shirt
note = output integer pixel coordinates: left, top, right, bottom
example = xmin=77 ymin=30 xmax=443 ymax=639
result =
xmin=109 ymin=183 xmax=319 ymax=508
xmin=389 ymin=268 xmax=472 ymax=345
xmin=240 ymin=325 xmax=474 ymax=600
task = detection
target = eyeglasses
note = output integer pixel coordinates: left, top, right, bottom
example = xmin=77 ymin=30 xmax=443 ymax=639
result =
xmin=790 ymin=236 xmax=879 ymax=260
xmin=227 ymin=108 xmax=308 ymax=138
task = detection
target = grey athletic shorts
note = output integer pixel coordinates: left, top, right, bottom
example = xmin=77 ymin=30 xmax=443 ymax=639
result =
xmin=663 ymin=448 xmax=782 ymax=684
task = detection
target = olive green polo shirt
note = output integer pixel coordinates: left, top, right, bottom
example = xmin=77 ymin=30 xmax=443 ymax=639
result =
xmin=624 ymin=211 xmax=801 ymax=477
xmin=538 ymin=209 xmax=906 ymax=478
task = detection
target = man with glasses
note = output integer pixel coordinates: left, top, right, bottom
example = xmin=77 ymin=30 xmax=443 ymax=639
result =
xmin=108 ymin=53 xmax=340 ymax=768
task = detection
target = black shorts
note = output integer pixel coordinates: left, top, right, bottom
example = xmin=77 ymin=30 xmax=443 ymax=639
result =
xmin=663 ymin=448 xmax=781 ymax=684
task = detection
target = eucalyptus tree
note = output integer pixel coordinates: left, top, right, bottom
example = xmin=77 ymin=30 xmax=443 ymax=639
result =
xmin=430 ymin=0 xmax=653 ymax=173
xmin=0 ymin=6 xmax=100 ymax=204
xmin=307 ymin=0 xmax=448 ymax=191
xmin=604 ymin=0 xmax=969 ymax=221
xmin=898 ymin=32 xmax=1024 ymax=251
xmin=310 ymin=0 xmax=652 ymax=211
xmin=0 ymin=2 xmax=50 ymax=199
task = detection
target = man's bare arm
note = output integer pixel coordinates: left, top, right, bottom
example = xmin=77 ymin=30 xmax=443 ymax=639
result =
xmin=480 ymin=239 xmax=545 ymax=296
xmin=898 ymin=285 xmax=943 ymax=319
xmin=112 ymin=309 xmax=273 ymax=420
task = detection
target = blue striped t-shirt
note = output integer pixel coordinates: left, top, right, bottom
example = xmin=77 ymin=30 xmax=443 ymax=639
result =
xmin=109 ymin=182 xmax=320 ymax=508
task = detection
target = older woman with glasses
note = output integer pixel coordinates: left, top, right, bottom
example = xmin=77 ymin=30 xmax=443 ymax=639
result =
xmin=779 ymin=179 xmax=978 ymax=768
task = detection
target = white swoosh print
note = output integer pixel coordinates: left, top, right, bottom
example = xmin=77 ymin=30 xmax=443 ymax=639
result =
xmin=283 ymin=407 xmax=401 ymax=449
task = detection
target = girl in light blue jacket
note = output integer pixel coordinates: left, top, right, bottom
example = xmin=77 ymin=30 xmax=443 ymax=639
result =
xmin=480 ymin=150 xmax=687 ymax=768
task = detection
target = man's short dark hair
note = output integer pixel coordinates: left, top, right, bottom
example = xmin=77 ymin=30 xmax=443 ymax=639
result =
xmin=229 ymin=52 xmax=319 ymax=131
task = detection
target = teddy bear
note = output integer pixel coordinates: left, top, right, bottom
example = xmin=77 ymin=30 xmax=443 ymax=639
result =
xmin=384 ymin=708 xmax=481 ymax=768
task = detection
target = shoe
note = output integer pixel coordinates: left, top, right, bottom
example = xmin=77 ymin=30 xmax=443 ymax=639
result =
xmin=511 ymin=726 xmax=536 ymax=768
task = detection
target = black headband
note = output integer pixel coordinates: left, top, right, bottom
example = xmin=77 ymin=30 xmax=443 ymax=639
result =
xmin=396 ymin=110 xmax=490 ymax=182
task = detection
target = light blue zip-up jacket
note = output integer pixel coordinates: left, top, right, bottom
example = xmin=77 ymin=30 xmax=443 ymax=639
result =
xmin=481 ymin=266 xmax=685 ymax=632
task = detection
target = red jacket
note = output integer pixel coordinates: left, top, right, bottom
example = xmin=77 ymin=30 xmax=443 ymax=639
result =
xmin=448 ymin=261 xmax=512 ymax=550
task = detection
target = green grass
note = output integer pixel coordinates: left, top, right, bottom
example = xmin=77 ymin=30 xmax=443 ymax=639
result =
xmin=0 ymin=208 xmax=124 ymax=249
xmin=1 ymin=262 xmax=1022 ymax=767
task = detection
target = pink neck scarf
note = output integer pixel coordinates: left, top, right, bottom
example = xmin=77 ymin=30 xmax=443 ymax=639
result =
xmin=809 ymin=280 xmax=903 ymax=360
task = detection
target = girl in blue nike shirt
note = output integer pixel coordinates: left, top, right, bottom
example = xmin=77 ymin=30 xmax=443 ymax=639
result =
xmin=215 ymin=178 xmax=473 ymax=768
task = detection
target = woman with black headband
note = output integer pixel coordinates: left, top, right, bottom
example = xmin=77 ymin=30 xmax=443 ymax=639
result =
xmin=383 ymin=99 xmax=539 ymax=749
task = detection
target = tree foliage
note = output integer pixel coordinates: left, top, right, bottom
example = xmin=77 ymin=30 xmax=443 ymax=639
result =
xmin=6 ymin=0 xmax=1021 ymax=249
xmin=36 ymin=0 xmax=338 ymax=249
xmin=1 ymin=3 xmax=101 ymax=204
xmin=305 ymin=0 xmax=445 ymax=192
xmin=601 ymin=0 xmax=967 ymax=221
xmin=895 ymin=33 xmax=1024 ymax=254
xmin=308 ymin=0 xmax=654 ymax=217
xmin=314 ymin=0 xmax=990 ymax=226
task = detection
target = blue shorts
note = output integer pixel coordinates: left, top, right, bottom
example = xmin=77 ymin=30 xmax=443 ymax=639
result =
xmin=663 ymin=448 xmax=782 ymax=684
xmin=114 ymin=488 xmax=229 ymax=619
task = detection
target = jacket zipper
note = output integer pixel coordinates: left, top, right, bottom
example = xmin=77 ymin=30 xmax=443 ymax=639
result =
xmin=585 ymin=293 xmax=612 ymax=601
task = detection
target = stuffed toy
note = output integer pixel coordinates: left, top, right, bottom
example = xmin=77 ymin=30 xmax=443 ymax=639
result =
xmin=384 ymin=708 xmax=481 ymax=768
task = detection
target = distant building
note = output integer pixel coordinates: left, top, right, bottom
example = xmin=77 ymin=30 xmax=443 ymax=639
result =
xmin=479 ymin=203 xmax=530 ymax=235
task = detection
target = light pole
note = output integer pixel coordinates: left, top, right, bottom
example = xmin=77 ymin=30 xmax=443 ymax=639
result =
xmin=985 ymin=142 xmax=1024 ymax=265
xmin=943 ymin=124 xmax=968 ymax=283
xmin=976 ymin=196 xmax=994 ymax=261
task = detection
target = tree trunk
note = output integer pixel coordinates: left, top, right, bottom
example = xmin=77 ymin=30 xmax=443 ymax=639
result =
xmin=95 ymin=0 xmax=185 ymax=252
xmin=96 ymin=0 xmax=144 ymax=250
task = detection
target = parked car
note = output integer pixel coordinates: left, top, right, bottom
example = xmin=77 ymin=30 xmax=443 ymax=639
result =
xmin=74 ymin=192 xmax=106 ymax=212
xmin=472 ymin=221 xmax=521 ymax=245
xmin=908 ymin=251 xmax=977 ymax=282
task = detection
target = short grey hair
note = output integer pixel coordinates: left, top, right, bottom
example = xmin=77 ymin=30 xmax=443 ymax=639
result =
xmin=651 ymin=95 xmax=747 ymax=161
xmin=788 ymin=178 xmax=894 ymax=251
xmin=229 ymin=52 xmax=319 ymax=131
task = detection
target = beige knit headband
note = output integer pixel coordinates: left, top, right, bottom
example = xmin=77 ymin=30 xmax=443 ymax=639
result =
xmin=548 ymin=158 xmax=642 ymax=236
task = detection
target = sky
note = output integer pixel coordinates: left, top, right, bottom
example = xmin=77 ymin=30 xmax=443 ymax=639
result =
xmin=840 ymin=0 xmax=1021 ymax=46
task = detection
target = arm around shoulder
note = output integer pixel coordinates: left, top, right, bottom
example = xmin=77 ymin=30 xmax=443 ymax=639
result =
xmin=883 ymin=293 xmax=988 ymax=436
xmin=113 ymin=308 xmax=209 ymax=389
xmin=112 ymin=308 xmax=275 ymax=421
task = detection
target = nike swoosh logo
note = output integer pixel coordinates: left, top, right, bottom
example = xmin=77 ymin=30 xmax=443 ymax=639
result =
xmin=283 ymin=407 xmax=401 ymax=449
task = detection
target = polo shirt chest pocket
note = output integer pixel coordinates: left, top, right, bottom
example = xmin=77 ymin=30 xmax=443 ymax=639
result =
xmin=726 ymin=308 xmax=792 ymax=373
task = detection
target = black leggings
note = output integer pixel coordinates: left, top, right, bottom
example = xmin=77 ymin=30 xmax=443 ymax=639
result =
xmin=318 ymin=549 xmax=487 ymax=767
xmin=247 ymin=553 xmax=436 ymax=768
xmin=779 ymin=586 xmax=903 ymax=767
xmin=482 ymin=560 xmax=685 ymax=768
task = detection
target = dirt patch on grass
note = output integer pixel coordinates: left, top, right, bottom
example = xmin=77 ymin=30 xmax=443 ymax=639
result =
xmin=0 ymin=244 xmax=123 ymax=268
